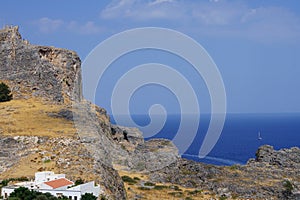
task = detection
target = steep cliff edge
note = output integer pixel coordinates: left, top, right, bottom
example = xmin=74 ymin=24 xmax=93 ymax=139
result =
xmin=0 ymin=26 xmax=82 ymax=103
xmin=0 ymin=26 xmax=179 ymax=199
xmin=0 ymin=26 xmax=125 ymax=199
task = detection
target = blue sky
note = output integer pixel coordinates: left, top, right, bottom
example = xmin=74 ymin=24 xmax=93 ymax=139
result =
xmin=1 ymin=0 xmax=300 ymax=114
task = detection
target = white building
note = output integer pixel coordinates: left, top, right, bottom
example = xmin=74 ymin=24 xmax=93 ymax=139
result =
xmin=1 ymin=171 xmax=101 ymax=200
xmin=35 ymin=171 xmax=66 ymax=184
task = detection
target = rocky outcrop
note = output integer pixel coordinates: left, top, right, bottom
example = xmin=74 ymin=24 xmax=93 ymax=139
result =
xmin=251 ymin=145 xmax=300 ymax=168
xmin=72 ymin=100 xmax=179 ymax=173
xmin=0 ymin=26 xmax=82 ymax=103
xmin=149 ymin=145 xmax=300 ymax=199
xmin=126 ymin=139 xmax=179 ymax=172
xmin=0 ymin=136 xmax=38 ymax=173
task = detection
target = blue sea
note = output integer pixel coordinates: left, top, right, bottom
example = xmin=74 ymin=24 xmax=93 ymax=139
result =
xmin=111 ymin=113 xmax=300 ymax=166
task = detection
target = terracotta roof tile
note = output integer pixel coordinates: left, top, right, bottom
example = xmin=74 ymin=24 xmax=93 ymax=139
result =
xmin=44 ymin=178 xmax=73 ymax=189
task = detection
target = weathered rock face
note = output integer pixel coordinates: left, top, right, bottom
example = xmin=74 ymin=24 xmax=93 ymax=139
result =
xmin=73 ymin=101 xmax=179 ymax=173
xmin=0 ymin=26 xmax=82 ymax=103
xmin=254 ymin=145 xmax=300 ymax=168
xmin=0 ymin=136 xmax=38 ymax=173
xmin=149 ymin=145 xmax=300 ymax=199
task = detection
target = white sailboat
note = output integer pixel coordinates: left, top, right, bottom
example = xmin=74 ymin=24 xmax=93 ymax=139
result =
xmin=258 ymin=131 xmax=262 ymax=140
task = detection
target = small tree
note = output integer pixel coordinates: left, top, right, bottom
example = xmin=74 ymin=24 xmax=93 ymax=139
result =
xmin=81 ymin=193 xmax=97 ymax=200
xmin=283 ymin=180 xmax=293 ymax=197
xmin=9 ymin=187 xmax=36 ymax=200
xmin=75 ymin=178 xmax=84 ymax=186
xmin=0 ymin=82 xmax=12 ymax=102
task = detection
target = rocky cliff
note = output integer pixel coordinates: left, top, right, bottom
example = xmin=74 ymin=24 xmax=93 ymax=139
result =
xmin=0 ymin=26 xmax=178 ymax=200
xmin=0 ymin=26 xmax=82 ymax=103
xmin=0 ymin=25 xmax=125 ymax=199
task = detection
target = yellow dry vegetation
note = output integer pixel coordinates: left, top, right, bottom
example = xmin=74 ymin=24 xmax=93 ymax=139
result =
xmin=118 ymin=170 xmax=216 ymax=200
xmin=0 ymin=153 xmax=56 ymax=180
xmin=0 ymin=98 xmax=76 ymax=137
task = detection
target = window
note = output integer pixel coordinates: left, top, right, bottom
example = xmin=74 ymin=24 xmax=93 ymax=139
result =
xmin=5 ymin=193 xmax=8 ymax=198
xmin=69 ymin=196 xmax=72 ymax=200
xmin=74 ymin=196 xmax=77 ymax=200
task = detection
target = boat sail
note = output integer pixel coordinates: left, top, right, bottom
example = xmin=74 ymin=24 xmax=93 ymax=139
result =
xmin=258 ymin=131 xmax=262 ymax=140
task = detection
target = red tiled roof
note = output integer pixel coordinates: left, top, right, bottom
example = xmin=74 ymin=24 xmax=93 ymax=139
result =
xmin=44 ymin=178 xmax=73 ymax=189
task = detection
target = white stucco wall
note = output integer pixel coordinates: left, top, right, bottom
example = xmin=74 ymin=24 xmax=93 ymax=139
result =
xmin=35 ymin=171 xmax=65 ymax=184
xmin=38 ymin=189 xmax=81 ymax=200
xmin=68 ymin=181 xmax=100 ymax=197
xmin=1 ymin=187 xmax=17 ymax=199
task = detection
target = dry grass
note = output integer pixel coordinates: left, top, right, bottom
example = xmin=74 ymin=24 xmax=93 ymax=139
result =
xmin=117 ymin=170 xmax=215 ymax=200
xmin=0 ymin=153 xmax=55 ymax=179
xmin=0 ymin=137 xmax=100 ymax=184
xmin=0 ymin=98 xmax=75 ymax=137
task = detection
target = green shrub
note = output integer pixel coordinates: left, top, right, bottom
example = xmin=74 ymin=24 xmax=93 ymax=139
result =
xmin=0 ymin=82 xmax=12 ymax=102
xmin=137 ymin=187 xmax=150 ymax=190
xmin=153 ymin=185 xmax=168 ymax=190
xmin=188 ymin=189 xmax=202 ymax=195
xmin=81 ymin=193 xmax=97 ymax=200
xmin=43 ymin=159 xmax=51 ymax=163
xmin=169 ymin=185 xmax=182 ymax=191
xmin=121 ymin=176 xmax=137 ymax=184
xmin=168 ymin=192 xmax=183 ymax=197
xmin=283 ymin=180 xmax=293 ymax=197
xmin=229 ymin=165 xmax=238 ymax=170
xmin=8 ymin=187 xmax=68 ymax=200
xmin=144 ymin=182 xmax=155 ymax=186
xmin=1 ymin=177 xmax=29 ymax=187
xmin=75 ymin=178 xmax=84 ymax=186
xmin=1 ymin=179 xmax=9 ymax=186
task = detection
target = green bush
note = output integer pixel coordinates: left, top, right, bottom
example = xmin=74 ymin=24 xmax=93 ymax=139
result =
xmin=121 ymin=176 xmax=136 ymax=184
xmin=8 ymin=187 xmax=68 ymax=200
xmin=283 ymin=180 xmax=293 ymax=197
xmin=144 ymin=182 xmax=155 ymax=186
xmin=137 ymin=187 xmax=150 ymax=190
xmin=153 ymin=185 xmax=168 ymax=190
xmin=0 ymin=82 xmax=12 ymax=102
xmin=75 ymin=178 xmax=84 ymax=186
xmin=169 ymin=185 xmax=182 ymax=191
xmin=1 ymin=177 xmax=29 ymax=187
xmin=188 ymin=189 xmax=202 ymax=195
xmin=81 ymin=193 xmax=97 ymax=200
